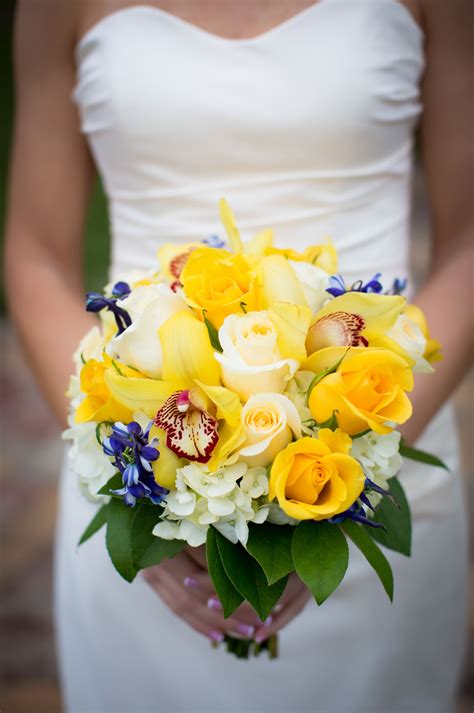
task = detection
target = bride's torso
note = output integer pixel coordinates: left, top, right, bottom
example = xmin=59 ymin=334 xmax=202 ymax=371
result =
xmin=73 ymin=0 xmax=424 ymax=288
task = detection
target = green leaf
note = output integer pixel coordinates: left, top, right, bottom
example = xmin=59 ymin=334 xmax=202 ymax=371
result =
xmin=246 ymin=523 xmax=295 ymax=585
xmin=342 ymin=520 xmax=394 ymax=601
xmin=138 ymin=538 xmax=185 ymax=569
xmin=78 ymin=504 xmax=108 ymax=546
xmin=130 ymin=503 xmax=163 ymax=564
xmin=105 ymin=498 xmax=138 ymax=582
xmin=127 ymin=503 xmax=185 ymax=569
xmin=203 ymin=310 xmax=223 ymax=352
xmin=97 ymin=472 xmax=122 ymax=495
xmin=291 ymin=521 xmax=349 ymax=605
xmin=400 ymin=442 xmax=449 ymax=471
xmin=369 ymin=477 xmax=411 ymax=556
xmin=315 ymin=411 xmax=339 ymax=431
xmin=206 ymin=528 xmax=243 ymax=618
xmin=215 ymin=530 xmax=287 ymax=621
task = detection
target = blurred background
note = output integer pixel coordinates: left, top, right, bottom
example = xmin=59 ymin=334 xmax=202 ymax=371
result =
xmin=0 ymin=2 xmax=472 ymax=711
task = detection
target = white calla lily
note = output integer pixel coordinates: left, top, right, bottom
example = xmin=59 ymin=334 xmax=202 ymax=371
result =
xmin=107 ymin=284 xmax=188 ymax=378
xmin=289 ymin=260 xmax=331 ymax=314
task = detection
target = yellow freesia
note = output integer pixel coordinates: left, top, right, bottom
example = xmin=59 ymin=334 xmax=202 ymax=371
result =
xmin=306 ymin=292 xmax=406 ymax=356
xmin=159 ymin=311 xmax=221 ymax=387
xmin=268 ymin=429 xmax=365 ymax=520
xmin=306 ymin=346 xmax=414 ymax=435
xmin=180 ymin=247 xmax=263 ymax=329
xmin=260 ymin=255 xmax=307 ymax=307
xmin=268 ymin=302 xmax=312 ymax=361
xmin=404 ymin=304 xmax=442 ymax=363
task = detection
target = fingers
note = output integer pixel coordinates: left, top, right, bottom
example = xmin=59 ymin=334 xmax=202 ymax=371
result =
xmin=253 ymin=587 xmax=312 ymax=644
xmin=143 ymin=555 xmax=259 ymax=641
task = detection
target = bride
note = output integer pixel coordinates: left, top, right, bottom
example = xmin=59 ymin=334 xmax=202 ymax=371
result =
xmin=5 ymin=1 xmax=472 ymax=711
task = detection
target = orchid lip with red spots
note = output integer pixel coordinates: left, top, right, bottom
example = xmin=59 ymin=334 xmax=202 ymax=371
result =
xmin=154 ymin=390 xmax=219 ymax=463
xmin=307 ymin=311 xmax=368 ymax=352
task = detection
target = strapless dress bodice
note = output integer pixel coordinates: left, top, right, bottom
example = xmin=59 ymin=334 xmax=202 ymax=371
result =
xmin=73 ymin=0 xmax=424 ymax=287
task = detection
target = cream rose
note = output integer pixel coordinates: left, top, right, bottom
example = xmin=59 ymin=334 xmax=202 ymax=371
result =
xmin=388 ymin=314 xmax=432 ymax=373
xmin=107 ymin=284 xmax=188 ymax=378
xmin=214 ymin=311 xmax=299 ymax=401
xmin=238 ymin=393 xmax=302 ymax=467
xmin=289 ymin=260 xmax=331 ymax=314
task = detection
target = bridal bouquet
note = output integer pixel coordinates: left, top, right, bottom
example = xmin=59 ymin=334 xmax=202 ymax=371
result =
xmin=65 ymin=200 xmax=446 ymax=659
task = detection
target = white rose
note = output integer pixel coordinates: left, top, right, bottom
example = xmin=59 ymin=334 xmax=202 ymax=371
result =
xmin=289 ymin=261 xmax=331 ymax=314
xmin=388 ymin=314 xmax=432 ymax=373
xmin=107 ymin=284 xmax=188 ymax=378
xmin=214 ymin=311 xmax=299 ymax=401
xmin=238 ymin=393 xmax=302 ymax=467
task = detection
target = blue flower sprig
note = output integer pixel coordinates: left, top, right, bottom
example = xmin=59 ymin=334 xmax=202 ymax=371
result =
xmin=326 ymin=273 xmax=383 ymax=298
xmin=86 ymin=281 xmax=132 ymax=335
xmin=102 ymin=421 xmax=167 ymax=507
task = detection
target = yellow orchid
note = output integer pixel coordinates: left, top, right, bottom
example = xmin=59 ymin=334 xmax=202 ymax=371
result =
xmin=104 ymin=370 xmax=179 ymax=418
xmin=260 ymin=254 xmax=307 ymax=307
xmin=268 ymin=302 xmax=312 ymax=361
xmin=265 ymin=239 xmax=338 ymax=274
xmin=159 ymin=311 xmax=221 ymax=386
xmin=306 ymin=292 xmax=406 ymax=356
xmin=157 ymin=243 xmax=202 ymax=284
xmin=404 ymin=304 xmax=442 ymax=364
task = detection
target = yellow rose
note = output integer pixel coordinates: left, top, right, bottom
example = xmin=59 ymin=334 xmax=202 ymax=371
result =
xmin=75 ymin=356 xmax=137 ymax=424
xmin=268 ymin=429 xmax=365 ymax=520
xmin=306 ymin=347 xmax=413 ymax=435
xmin=180 ymin=247 xmax=262 ymax=329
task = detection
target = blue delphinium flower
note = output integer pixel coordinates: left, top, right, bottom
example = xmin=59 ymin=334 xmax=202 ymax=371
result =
xmin=386 ymin=277 xmax=408 ymax=296
xmin=86 ymin=281 xmax=132 ymax=335
xmin=326 ymin=273 xmax=384 ymax=298
xmin=203 ymin=234 xmax=226 ymax=248
xmin=328 ymin=477 xmax=394 ymax=528
xmin=102 ymin=421 xmax=167 ymax=507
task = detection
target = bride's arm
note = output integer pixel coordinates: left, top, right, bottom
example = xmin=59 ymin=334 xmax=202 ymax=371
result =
xmin=400 ymin=0 xmax=473 ymax=444
xmin=5 ymin=1 xmax=96 ymax=426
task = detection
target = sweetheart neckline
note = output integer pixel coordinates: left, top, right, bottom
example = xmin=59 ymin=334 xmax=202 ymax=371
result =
xmin=75 ymin=0 xmax=423 ymax=54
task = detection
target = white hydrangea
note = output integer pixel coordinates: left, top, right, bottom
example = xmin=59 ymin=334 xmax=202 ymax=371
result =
xmin=284 ymin=370 xmax=315 ymax=435
xmin=350 ymin=430 xmax=403 ymax=508
xmin=153 ymin=462 xmax=270 ymax=547
xmin=62 ymin=419 xmax=115 ymax=501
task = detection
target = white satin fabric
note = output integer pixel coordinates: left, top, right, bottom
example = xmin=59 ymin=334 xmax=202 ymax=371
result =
xmin=56 ymin=2 xmax=468 ymax=711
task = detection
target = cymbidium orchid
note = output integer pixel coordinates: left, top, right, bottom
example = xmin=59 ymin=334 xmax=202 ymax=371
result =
xmin=154 ymin=389 xmax=220 ymax=464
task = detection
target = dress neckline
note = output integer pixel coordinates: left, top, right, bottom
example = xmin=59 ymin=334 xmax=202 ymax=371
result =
xmin=75 ymin=1 xmax=423 ymax=53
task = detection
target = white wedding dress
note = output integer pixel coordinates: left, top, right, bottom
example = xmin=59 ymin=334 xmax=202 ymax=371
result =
xmin=56 ymin=2 xmax=468 ymax=711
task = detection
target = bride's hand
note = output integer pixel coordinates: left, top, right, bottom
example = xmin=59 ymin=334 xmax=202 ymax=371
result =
xmin=144 ymin=546 xmax=312 ymax=643
xmin=143 ymin=548 xmax=259 ymax=642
